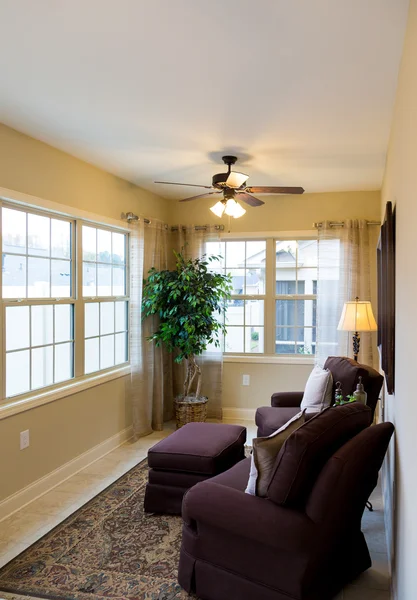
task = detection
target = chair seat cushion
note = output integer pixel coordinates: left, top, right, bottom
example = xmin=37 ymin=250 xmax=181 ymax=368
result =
xmin=147 ymin=422 xmax=246 ymax=475
xmin=255 ymin=406 xmax=300 ymax=437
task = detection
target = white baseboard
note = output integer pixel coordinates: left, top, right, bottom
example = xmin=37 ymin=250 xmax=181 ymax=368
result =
xmin=222 ymin=407 xmax=256 ymax=422
xmin=0 ymin=425 xmax=133 ymax=522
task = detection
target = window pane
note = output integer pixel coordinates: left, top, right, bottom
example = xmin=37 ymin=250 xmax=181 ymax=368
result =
xmin=225 ymin=242 xmax=245 ymax=268
xmin=51 ymin=259 xmax=71 ymax=297
xmin=297 ymin=300 xmax=315 ymax=328
xmin=206 ymin=241 xmax=225 ymax=269
xmin=276 ymin=327 xmax=296 ymax=354
xmin=51 ymin=219 xmax=71 ymax=259
xmin=225 ymin=327 xmax=244 ymax=353
xmin=246 ymin=267 xmax=265 ymax=294
xmin=28 ymin=214 xmax=50 ymax=257
xmin=115 ymin=332 xmax=128 ymax=364
xmin=100 ymin=335 xmax=115 ymax=369
xmin=83 ymin=262 xmax=97 ymax=296
xmin=54 ymin=343 xmax=73 ymax=383
xmin=32 ymin=346 xmax=54 ymax=389
xmin=6 ymin=350 xmax=30 ymax=397
xmin=276 ymin=280 xmax=296 ymax=294
xmin=228 ymin=269 xmax=245 ymax=295
xmin=298 ymin=240 xmax=318 ymax=267
xmin=55 ymin=304 xmax=72 ymax=343
xmin=97 ymin=264 xmax=111 ymax=296
xmin=245 ymin=300 xmax=264 ymax=326
xmin=2 ymin=254 xmax=27 ymax=298
xmin=298 ymin=329 xmax=316 ymax=355
xmin=112 ymin=265 xmax=125 ymax=296
xmin=82 ymin=226 xmax=96 ymax=261
xmin=28 ymin=257 xmax=50 ymax=298
xmin=97 ymin=229 xmax=112 ymax=263
xmin=100 ymin=302 xmax=114 ymax=335
xmin=112 ymin=232 xmax=125 ymax=264
xmin=2 ymin=207 xmax=26 ymax=254
xmin=245 ymin=327 xmax=264 ymax=353
xmin=115 ymin=301 xmax=127 ymax=332
xmin=31 ymin=305 xmax=53 ymax=346
xmin=6 ymin=306 xmax=29 ymax=350
xmin=226 ymin=300 xmax=244 ymax=325
xmin=85 ymin=302 xmax=99 ymax=338
xmin=85 ymin=337 xmax=100 ymax=374
xmin=276 ymin=299 xmax=296 ymax=327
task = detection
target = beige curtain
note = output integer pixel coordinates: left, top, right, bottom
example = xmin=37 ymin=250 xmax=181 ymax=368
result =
xmin=171 ymin=225 xmax=224 ymax=419
xmin=316 ymin=219 xmax=378 ymax=368
xmin=128 ymin=218 xmax=173 ymax=438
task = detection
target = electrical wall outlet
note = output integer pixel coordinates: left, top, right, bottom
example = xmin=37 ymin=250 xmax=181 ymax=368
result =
xmin=20 ymin=429 xmax=30 ymax=450
xmin=242 ymin=374 xmax=250 ymax=386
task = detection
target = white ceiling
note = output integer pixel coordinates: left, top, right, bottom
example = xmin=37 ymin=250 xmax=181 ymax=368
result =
xmin=0 ymin=0 xmax=409 ymax=199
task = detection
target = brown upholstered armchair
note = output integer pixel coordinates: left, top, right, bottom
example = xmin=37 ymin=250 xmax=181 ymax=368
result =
xmin=178 ymin=403 xmax=394 ymax=600
xmin=256 ymin=356 xmax=384 ymax=438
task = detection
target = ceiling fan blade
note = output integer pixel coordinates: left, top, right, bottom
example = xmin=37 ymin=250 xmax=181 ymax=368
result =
xmin=245 ymin=186 xmax=305 ymax=194
xmin=226 ymin=171 xmax=249 ymax=188
xmin=236 ymin=192 xmax=265 ymax=207
xmin=179 ymin=191 xmax=221 ymax=202
xmin=154 ymin=181 xmax=213 ymax=189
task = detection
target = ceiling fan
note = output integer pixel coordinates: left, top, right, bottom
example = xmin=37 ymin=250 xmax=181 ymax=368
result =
xmin=155 ymin=155 xmax=304 ymax=218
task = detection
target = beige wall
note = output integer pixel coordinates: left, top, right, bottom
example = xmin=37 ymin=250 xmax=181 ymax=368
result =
xmin=380 ymin=1 xmax=416 ymax=597
xmin=172 ymin=190 xmax=381 ymax=411
xmin=0 ymin=377 xmax=130 ymax=502
xmin=169 ymin=189 xmax=381 ymax=231
xmin=0 ymin=124 xmax=170 ymax=222
xmin=0 ymin=124 xmax=170 ymax=504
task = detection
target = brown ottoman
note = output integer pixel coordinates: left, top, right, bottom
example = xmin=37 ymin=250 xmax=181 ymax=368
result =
xmin=144 ymin=422 xmax=247 ymax=514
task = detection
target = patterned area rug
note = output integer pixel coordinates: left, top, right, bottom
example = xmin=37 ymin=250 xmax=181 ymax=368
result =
xmin=0 ymin=459 xmax=192 ymax=600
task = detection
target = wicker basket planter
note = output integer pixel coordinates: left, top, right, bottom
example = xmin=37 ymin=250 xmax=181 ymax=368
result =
xmin=175 ymin=395 xmax=208 ymax=428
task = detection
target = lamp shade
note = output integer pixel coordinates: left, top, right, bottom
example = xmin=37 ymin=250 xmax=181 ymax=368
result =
xmin=337 ymin=299 xmax=377 ymax=332
xmin=210 ymin=201 xmax=226 ymax=218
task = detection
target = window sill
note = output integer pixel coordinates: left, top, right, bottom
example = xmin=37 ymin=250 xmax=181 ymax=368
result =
xmin=0 ymin=365 xmax=131 ymax=421
xmin=224 ymin=355 xmax=315 ymax=365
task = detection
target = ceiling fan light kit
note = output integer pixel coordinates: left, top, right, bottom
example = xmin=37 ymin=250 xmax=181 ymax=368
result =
xmin=155 ymin=155 xmax=304 ymax=220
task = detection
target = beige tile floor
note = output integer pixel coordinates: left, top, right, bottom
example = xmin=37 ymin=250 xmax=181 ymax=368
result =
xmin=0 ymin=419 xmax=391 ymax=600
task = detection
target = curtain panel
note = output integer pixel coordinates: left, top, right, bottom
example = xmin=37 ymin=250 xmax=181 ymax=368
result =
xmin=316 ymin=219 xmax=378 ymax=368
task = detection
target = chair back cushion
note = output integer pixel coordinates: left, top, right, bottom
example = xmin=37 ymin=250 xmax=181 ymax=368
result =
xmin=324 ymin=356 xmax=383 ymax=417
xmin=267 ymin=403 xmax=372 ymax=508
xmin=305 ymin=422 xmax=394 ymax=524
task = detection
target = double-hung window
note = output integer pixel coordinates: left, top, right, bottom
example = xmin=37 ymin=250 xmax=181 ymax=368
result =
xmin=82 ymin=225 xmax=129 ymax=374
xmin=207 ymin=237 xmax=317 ymax=357
xmin=1 ymin=203 xmax=129 ymax=403
xmin=2 ymin=205 xmax=75 ymax=397
xmin=275 ymin=239 xmax=317 ymax=355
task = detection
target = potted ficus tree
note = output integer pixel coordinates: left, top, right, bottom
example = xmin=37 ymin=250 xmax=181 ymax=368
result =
xmin=141 ymin=250 xmax=232 ymax=427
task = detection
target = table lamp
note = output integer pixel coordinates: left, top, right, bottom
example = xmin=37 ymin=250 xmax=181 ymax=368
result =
xmin=337 ymin=297 xmax=377 ymax=361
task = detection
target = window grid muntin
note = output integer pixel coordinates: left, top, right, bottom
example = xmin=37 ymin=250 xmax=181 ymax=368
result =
xmin=82 ymin=224 xmax=127 ymax=298
xmin=84 ymin=299 xmax=129 ymax=374
xmin=275 ymin=239 xmax=317 ymax=355
xmin=2 ymin=204 xmax=74 ymax=300
xmin=220 ymin=240 xmax=266 ymax=354
xmin=4 ymin=303 xmax=75 ymax=397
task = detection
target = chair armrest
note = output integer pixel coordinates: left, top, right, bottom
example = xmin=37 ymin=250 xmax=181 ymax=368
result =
xmin=271 ymin=391 xmax=303 ymax=408
xmin=182 ymin=480 xmax=315 ymax=553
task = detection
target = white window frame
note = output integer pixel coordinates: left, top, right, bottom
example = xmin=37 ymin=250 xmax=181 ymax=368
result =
xmin=219 ymin=231 xmax=317 ymax=363
xmin=0 ymin=192 xmax=131 ymax=416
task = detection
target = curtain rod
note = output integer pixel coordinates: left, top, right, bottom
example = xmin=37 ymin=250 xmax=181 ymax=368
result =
xmin=313 ymin=221 xmax=380 ymax=228
xmin=170 ymin=225 xmax=225 ymax=232
xmin=121 ymin=212 xmax=151 ymax=224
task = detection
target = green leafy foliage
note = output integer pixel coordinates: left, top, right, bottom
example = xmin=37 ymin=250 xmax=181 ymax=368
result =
xmin=141 ymin=250 xmax=232 ymax=364
xmin=334 ymin=394 xmax=357 ymax=406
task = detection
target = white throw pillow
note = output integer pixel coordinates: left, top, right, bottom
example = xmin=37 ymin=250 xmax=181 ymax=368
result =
xmin=300 ymin=365 xmax=333 ymax=415
xmin=245 ymin=410 xmax=305 ymax=496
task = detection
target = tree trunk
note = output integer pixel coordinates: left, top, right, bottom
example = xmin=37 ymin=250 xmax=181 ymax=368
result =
xmin=184 ymin=354 xmax=202 ymax=398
